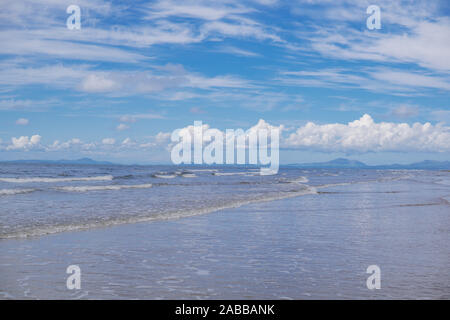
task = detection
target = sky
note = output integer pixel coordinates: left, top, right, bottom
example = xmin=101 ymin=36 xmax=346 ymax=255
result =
xmin=0 ymin=0 xmax=449 ymax=165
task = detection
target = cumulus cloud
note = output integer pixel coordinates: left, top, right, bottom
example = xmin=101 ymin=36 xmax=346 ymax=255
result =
xmin=102 ymin=138 xmax=116 ymax=145
xmin=15 ymin=118 xmax=29 ymax=125
xmin=4 ymin=116 xmax=449 ymax=155
xmin=7 ymin=135 xmax=41 ymax=150
xmin=170 ymin=119 xmax=283 ymax=151
xmin=284 ymin=114 xmax=450 ymax=153
xmin=47 ymin=138 xmax=82 ymax=151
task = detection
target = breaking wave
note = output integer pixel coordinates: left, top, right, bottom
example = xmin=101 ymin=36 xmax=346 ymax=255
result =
xmin=153 ymin=174 xmax=177 ymax=179
xmin=0 ymin=175 xmax=113 ymax=183
xmin=181 ymin=173 xmax=197 ymax=178
xmin=55 ymin=184 xmax=153 ymax=192
xmin=0 ymin=188 xmax=38 ymax=196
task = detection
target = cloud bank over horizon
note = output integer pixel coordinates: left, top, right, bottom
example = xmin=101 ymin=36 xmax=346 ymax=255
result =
xmin=2 ymin=115 xmax=449 ymax=161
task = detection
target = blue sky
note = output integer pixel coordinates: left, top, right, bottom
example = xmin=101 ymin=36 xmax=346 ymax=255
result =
xmin=0 ymin=0 xmax=449 ymax=164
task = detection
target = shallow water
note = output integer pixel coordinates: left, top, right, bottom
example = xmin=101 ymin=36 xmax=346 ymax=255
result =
xmin=0 ymin=164 xmax=449 ymax=299
xmin=0 ymin=164 xmax=390 ymax=239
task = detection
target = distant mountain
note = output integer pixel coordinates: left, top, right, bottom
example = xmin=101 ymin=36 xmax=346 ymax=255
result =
xmin=287 ymin=158 xmax=449 ymax=169
xmin=288 ymin=158 xmax=368 ymax=168
xmin=1 ymin=158 xmax=115 ymax=165
xmin=1 ymin=157 xmax=449 ymax=169
xmin=373 ymin=160 xmax=450 ymax=170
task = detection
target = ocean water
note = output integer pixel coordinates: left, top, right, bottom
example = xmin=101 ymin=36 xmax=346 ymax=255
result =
xmin=0 ymin=164 xmax=449 ymax=299
xmin=0 ymin=163 xmax=348 ymax=239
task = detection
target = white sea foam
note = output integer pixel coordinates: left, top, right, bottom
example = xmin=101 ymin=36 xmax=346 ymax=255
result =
xmin=0 ymin=175 xmax=113 ymax=183
xmin=153 ymin=174 xmax=177 ymax=179
xmin=181 ymin=173 xmax=197 ymax=178
xmin=258 ymin=168 xmax=278 ymax=176
xmin=0 ymin=188 xmax=37 ymax=196
xmin=56 ymin=184 xmax=153 ymax=192
xmin=316 ymin=182 xmax=353 ymax=189
xmin=292 ymin=176 xmax=309 ymax=183
xmin=189 ymin=169 xmax=218 ymax=172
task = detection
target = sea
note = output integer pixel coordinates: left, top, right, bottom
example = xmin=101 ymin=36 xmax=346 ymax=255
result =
xmin=0 ymin=163 xmax=449 ymax=299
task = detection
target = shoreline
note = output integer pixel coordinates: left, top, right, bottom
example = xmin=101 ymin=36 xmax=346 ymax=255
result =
xmin=0 ymin=185 xmax=318 ymax=240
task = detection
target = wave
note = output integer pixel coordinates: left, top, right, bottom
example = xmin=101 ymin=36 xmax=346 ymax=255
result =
xmin=316 ymin=182 xmax=354 ymax=189
xmin=213 ymin=172 xmax=251 ymax=176
xmin=114 ymin=174 xmax=134 ymax=180
xmin=181 ymin=173 xmax=197 ymax=178
xmin=0 ymin=175 xmax=113 ymax=183
xmin=55 ymin=184 xmax=153 ymax=192
xmin=319 ymin=172 xmax=340 ymax=177
xmin=1 ymin=186 xmax=317 ymax=239
xmin=153 ymin=174 xmax=177 ymax=179
xmin=292 ymin=176 xmax=309 ymax=183
xmin=188 ymin=169 xmax=218 ymax=172
xmin=0 ymin=188 xmax=37 ymax=196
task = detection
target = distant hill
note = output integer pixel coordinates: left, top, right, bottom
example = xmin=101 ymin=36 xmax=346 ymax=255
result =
xmin=1 ymin=158 xmax=115 ymax=165
xmin=373 ymin=160 xmax=450 ymax=170
xmin=1 ymin=157 xmax=449 ymax=169
xmin=287 ymin=158 xmax=449 ymax=169
xmin=289 ymin=158 xmax=368 ymax=168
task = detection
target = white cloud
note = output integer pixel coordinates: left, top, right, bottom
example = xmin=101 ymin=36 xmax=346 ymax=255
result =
xmin=0 ymin=64 xmax=88 ymax=88
xmin=368 ymin=19 xmax=450 ymax=72
xmin=201 ymin=20 xmax=281 ymax=42
xmin=7 ymin=135 xmax=41 ymax=150
xmin=15 ymin=118 xmax=29 ymax=125
xmin=302 ymin=14 xmax=450 ymax=73
xmin=171 ymin=119 xmax=283 ymax=150
xmin=0 ymin=97 xmax=58 ymax=111
xmin=146 ymin=0 xmax=252 ymax=21
xmin=116 ymin=123 xmax=130 ymax=131
xmin=102 ymin=138 xmax=116 ymax=145
xmin=4 ymin=116 xmax=450 ymax=155
xmin=370 ymin=70 xmax=450 ymax=91
xmin=121 ymin=138 xmax=135 ymax=146
xmin=216 ymin=45 xmax=261 ymax=57
xmin=277 ymin=68 xmax=450 ymax=95
xmin=285 ymin=114 xmax=450 ymax=153
xmin=119 ymin=113 xmax=165 ymax=123
xmin=47 ymin=138 xmax=83 ymax=151
xmin=0 ymin=99 xmax=33 ymax=110
xmin=119 ymin=115 xmax=137 ymax=123
xmin=390 ymin=105 xmax=420 ymax=119
xmin=155 ymin=132 xmax=171 ymax=144
xmin=80 ymin=74 xmax=118 ymax=93
xmin=0 ymin=30 xmax=146 ymax=63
